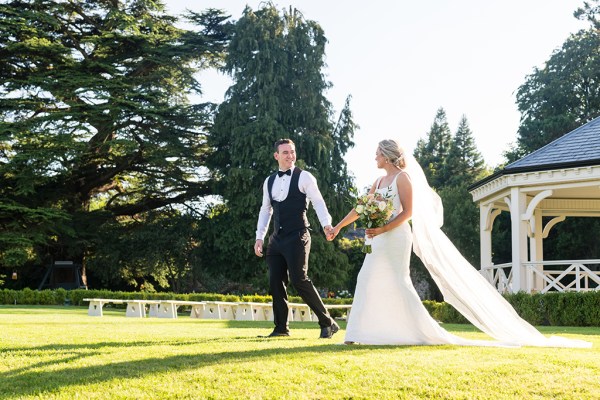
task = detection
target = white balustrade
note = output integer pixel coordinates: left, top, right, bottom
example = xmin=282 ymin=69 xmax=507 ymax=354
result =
xmin=482 ymin=260 xmax=600 ymax=293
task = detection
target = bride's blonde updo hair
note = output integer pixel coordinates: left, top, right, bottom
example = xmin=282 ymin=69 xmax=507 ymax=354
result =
xmin=378 ymin=139 xmax=406 ymax=169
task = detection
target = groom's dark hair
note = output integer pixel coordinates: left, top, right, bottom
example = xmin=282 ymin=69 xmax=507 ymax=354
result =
xmin=274 ymin=138 xmax=295 ymax=152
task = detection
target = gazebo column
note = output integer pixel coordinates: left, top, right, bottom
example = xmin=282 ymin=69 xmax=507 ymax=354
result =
xmin=506 ymin=188 xmax=528 ymax=292
xmin=479 ymin=204 xmax=493 ymax=281
xmin=522 ymin=189 xmax=553 ymax=293
xmin=528 ymin=208 xmax=544 ymax=292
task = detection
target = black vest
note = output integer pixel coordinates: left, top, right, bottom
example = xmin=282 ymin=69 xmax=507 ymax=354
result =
xmin=268 ymin=167 xmax=309 ymax=235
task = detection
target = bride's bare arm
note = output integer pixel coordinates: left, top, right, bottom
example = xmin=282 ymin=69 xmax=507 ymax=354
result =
xmin=365 ymin=172 xmax=412 ymax=236
xmin=329 ymin=180 xmax=379 ymax=240
xmin=331 ymin=210 xmax=358 ymax=239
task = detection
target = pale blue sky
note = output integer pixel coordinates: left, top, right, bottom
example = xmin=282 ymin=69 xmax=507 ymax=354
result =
xmin=165 ymin=0 xmax=587 ymax=190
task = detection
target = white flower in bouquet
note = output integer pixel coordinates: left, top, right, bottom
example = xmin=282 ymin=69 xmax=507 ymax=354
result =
xmin=353 ymin=189 xmax=394 ymax=253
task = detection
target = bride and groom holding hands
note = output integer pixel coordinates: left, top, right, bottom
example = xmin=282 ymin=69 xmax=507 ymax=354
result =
xmin=254 ymin=138 xmax=591 ymax=348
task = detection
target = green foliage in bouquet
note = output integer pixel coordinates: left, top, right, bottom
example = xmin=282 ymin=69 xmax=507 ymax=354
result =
xmin=353 ymin=189 xmax=394 ymax=253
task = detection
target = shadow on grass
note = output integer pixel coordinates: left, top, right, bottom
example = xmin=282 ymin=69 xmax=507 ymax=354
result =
xmin=223 ymin=320 xmax=348 ymax=331
xmin=0 ymin=338 xmax=452 ymax=398
xmin=1 ymin=326 xmax=596 ymax=397
xmin=0 ymin=338 xmax=223 ymax=355
xmin=0 ymin=337 xmax=240 ymax=381
xmin=225 ymin=319 xmax=600 ymax=335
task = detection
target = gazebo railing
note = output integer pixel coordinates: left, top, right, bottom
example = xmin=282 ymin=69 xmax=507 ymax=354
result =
xmin=480 ymin=262 xmax=513 ymax=293
xmin=524 ymin=259 xmax=600 ymax=293
xmin=481 ymin=260 xmax=600 ymax=293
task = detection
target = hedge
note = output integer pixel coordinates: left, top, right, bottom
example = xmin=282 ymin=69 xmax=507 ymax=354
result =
xmin=1 ymin=289 xmax=598 ymax=326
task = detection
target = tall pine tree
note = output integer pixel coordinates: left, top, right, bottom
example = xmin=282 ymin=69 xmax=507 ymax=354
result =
xmin=202 ymin=4 xmax=356 ymax=291
xmin=439 ymin=115 xmax=487 ymax=265
xmin=414 ymin=107 xmax=452 ymax=188
xmin=445 ymin=115 xmax=485 ymax=186
xmin=413 ymin=110 xmax=489 ymax=291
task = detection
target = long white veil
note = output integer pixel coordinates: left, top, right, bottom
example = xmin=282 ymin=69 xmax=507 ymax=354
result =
xmin=405 ymin=153 xmax=591 ymax=348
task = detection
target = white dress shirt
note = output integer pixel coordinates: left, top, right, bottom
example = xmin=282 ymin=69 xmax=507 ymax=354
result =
xmin=256 ymin=166 xmax=332 ymax=240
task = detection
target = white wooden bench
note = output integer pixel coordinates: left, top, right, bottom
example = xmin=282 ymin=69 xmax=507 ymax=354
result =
xmin=188 ymin=301 xmax=237 ymax=320
xmin=189 ymin=302 xmax=208 ymax=319
xmin=125 ymin=299 xmax=162 ymax=318
xmin=233 ymin=302 xmax=272 ymax=321
xmin=231 ymin=302 xmax=336 ymax=322
xmin=325 ymin=304 xmax=352 ymax=311
xmin=195 ymin=302 xmax=349 ymax=322
xmin=231 ymin=302 xmax=314 ymax=322
xmin=291 ymin=303 xmax=352 ymax=322
xmin=83 ymin=298 xmax=238 ymax=319
xmin=159 ymin=300 xmax=273 ymax=321
xmin=288 ymin=303 xmax=313 ymax=322
xmin=83 ymin=298 xmax=125 ymax=317
xmin=84 ymin=298 xmax=163 ymax=317
xmin=83 ymin=298 xmax=351 ymax=322
xmin=157 ymin=300 xmax=207 ymax=319
xmin=321 ymin=304 xmax=352 ymax=321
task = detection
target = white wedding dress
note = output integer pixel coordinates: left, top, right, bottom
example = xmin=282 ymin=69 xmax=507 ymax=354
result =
xmin=344 ymin=170 xmax=591 ymax=348
xmin=345 ymin=174 xmax=481 ymax=345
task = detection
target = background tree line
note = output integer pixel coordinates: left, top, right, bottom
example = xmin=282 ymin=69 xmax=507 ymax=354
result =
xmin=1 ymin=0 xmax=599 ymax=297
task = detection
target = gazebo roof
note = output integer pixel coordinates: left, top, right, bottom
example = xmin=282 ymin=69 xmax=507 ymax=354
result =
xmin=471 ymin=116 xmax=600 ymax=190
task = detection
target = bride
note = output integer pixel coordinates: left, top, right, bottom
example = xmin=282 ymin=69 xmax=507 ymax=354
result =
xmin=329 ymin=139 xmax=591 ymax=348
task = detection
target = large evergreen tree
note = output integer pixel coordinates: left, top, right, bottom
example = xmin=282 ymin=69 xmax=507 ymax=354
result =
xmin=445 ymin=115 xmax=485 ymax=186
xmin=0 ymin=0 xmax=231 ymax=282
xmin=203 ymin=4 xmax=356 ymax=291
xmin=414 ymin=107 xmax=452 ymax=188
xmin=437 ymin=115 xmax=487 ymax=266
xmin=412 ymin=110 xmax=489 ymax=294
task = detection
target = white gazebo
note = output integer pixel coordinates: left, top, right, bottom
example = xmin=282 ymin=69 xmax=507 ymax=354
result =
xmin=469 ymin=117 xmax=600 ymax=293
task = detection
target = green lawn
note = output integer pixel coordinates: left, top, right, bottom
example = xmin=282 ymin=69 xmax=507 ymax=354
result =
xmin=0 ymin=306 xmax=598 ymax=399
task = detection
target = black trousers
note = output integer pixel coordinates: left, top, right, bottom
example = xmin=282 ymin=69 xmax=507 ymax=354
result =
xmin=266 ymin=228 xmax=332 ymax=332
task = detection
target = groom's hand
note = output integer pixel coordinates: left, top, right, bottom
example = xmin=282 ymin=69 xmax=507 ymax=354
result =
xmin=254 ymin=239 xmax=264 ymax=257
xmin=324 ymin=225 xmax=335 ymax=241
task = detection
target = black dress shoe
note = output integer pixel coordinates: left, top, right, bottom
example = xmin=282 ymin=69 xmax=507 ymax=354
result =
xmin=258 ymin=330 xmax=290 ymax=338
xmin=319 ymin=321 xmax=340 ymax=339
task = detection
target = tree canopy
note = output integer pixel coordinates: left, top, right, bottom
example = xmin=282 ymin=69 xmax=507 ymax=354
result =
xmin=0 ymin=0 xmax=231 ymax=280
xmin=510 ymin=13 xmax=600 ymax=161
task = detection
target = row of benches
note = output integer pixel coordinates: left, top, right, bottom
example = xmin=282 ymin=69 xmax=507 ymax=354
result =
xmin=83 ymin=298 xmax=352 ymax=322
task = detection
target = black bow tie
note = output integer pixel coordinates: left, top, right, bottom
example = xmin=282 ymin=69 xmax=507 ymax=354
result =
xmin=277 ymin=169 xmax=291 ymax=177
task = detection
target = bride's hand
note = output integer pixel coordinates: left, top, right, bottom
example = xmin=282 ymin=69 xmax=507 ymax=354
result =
xmin=365 ymin=226 xmax=385 ymax=238
xmin=326 ymin=225 xmax=340 ymax=241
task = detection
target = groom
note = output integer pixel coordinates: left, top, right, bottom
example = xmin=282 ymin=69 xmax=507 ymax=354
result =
xmin=254 ymin=138 xmax=339 ymax=338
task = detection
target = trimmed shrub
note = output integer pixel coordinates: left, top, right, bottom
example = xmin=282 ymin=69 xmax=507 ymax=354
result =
xmin=1 ymin=289 xmax=598 ymax=326
xmin=0 ymin=289 xmax=18 ymax=304
xmin=505 ymin=291 xmax=546 ymax=326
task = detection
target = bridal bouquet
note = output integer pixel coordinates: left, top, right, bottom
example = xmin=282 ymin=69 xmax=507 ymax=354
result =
xmin=354 ymin=190 xmax=394 ymax=253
